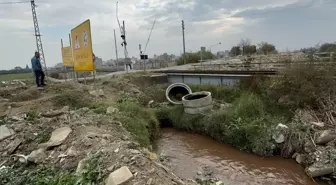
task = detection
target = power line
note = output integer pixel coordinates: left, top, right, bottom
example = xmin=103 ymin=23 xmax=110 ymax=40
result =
xmin=0 ymin=1 xmax=29 ymax=5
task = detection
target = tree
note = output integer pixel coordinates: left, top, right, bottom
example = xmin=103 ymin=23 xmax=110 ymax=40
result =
xmin=25 ymin=64 xmax=30 ymax=69
xmin=230 ymin=46 xmax=241 ymax=56
xmin=239 ymin=38 xmax=252 ymax=55
xmin=243 ymin=45 xmax=257 ymax=55
xmin=319 ymin=43 xmax=336 ymax=53
xmin=258 ymin=42 xmax=277 ymax=55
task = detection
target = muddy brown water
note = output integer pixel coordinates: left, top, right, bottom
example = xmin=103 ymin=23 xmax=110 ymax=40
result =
xmin=157 ymin=128 xmax=326 ymax=185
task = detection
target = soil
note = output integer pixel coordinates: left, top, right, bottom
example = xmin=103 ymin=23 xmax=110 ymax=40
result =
xmin=0 ymin=79 xmax=198 ymax=185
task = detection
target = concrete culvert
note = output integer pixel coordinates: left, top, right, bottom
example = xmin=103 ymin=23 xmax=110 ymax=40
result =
xmin=182 ymin=91 xmax=213 ymax=114
xmin=166 ymin=83 xmax=192 ymax=105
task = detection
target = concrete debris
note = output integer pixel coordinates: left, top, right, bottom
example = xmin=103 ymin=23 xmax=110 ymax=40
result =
xmin=107 ymin=106 xmax=119 ymax=115
xmin=276 ymin=123 xmax=288 ymax=130
xmin=295 ymin=154 xmax=307 ymax=164
xmin=316 ymin=130 xmax=336 ymax=145
xmin=28 ymin=149 xmax=47 ymax=164
xmin=106 ymin=166 xmax=133 ymax=185
xmin=13 ymin=154 xmax=28 ymax=164
xmin=220 ymin=103 xmax=233 ymax=110
xmin=273 ymin=134 xmax=285 ymax=144
xmin=61 ymin=106 xmax=70 ymax=112
xmin=306 ymin=165 xmax=335 ymax=178
xmin=90 ymin=89 xmax=105 ymax=97
xmin=76 ymin=158 xmax=89 ymax=175
xmin=311 ymin=122 xmax=325 ymax=128
xmin=272 ymin=123 xmax=288 ymax=144
xmin=0 ymin=125 xmax=14 ymax=141
xmin=39 ymin=127 xmax=72 ymax=149
xmin=5 ymin=138 xmax=22 ymax=154
xmin=11 ymin=116 xmax=24 ymax=121
xmin=215 ymin=181 xmax=224 ymax=185
xmin=146 ymin=178 xmax=153 ymax=185
xmin=148 ymin=100 xmax=154 ymax=108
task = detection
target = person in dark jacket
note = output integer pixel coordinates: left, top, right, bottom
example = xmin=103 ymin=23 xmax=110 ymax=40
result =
xmin=31 ymin=52 xmax=45 ymax=87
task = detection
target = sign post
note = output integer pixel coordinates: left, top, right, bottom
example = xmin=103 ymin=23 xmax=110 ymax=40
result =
xmin=200 ymin=47 xmax=206 ymax=67
xmin=71 ymin=19 xmax=94 ymax=86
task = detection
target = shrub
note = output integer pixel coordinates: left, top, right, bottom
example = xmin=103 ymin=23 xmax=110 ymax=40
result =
xmin=52 ymin=90 xmax=93 ymax=109
xmin=117 ymin=99 xmax=159 ymax=146
xmin=177 ymin=51 xmax=215 ymax=65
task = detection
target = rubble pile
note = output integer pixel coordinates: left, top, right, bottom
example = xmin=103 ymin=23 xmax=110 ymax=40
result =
xmin=0 ymin=82 xmax=198 ymax=185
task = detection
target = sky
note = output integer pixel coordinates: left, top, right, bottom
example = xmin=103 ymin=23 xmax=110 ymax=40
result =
xmin=0 ymin=0 xmax=335 ymax=69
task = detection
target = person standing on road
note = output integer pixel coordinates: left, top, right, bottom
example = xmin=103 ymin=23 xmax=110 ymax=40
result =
xmin=31 ymin=51 xmax=46 ymax=88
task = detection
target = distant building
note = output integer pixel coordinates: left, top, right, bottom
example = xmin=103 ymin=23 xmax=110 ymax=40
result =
xmin=94 ymin=56 xmax=103 ymax=69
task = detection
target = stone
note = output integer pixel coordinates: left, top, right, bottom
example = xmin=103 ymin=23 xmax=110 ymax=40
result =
xmin=295 ymin=154 xmax=306 ymax=164
xmin=39 ymin=127 xmax=72 ymax=149
xmin=306 ymin=165 xmax=335 ymax=177
xmin=28 ymin=149 xmax=47 ymax=164
xmin=0 ymin=125 xmax=14 ymax=141
xmin=5 ymin=138 xmax=22 ymax=154
xmin=11 ymin=116 xmax=23 ymax=121
xmin=90 ymin=89 xmax=105 ymax=97
xmin=147 ymin=100 xmax=154 ymax=108
xmin=272 ymin=134 xmax=285 ymax=144
xmin=61 ymin=106 xmax=70 ymax=112
xmin=220 ymin=103 xmax=233 ymax=110
xmin=316 ymin=130 xmax=336 ymax=145
xmin=311 ymin=122 xmax=325 ymax=128
xmin=13 ymin=154 xmax=28 ymax=164
xmin=107 ymin=106 xmax=119 ymax=115
xmin=76 ymin=158 xmax=89 ymax=174
xmin=106 ymin=166 xmax=133 ymax=185
xmin=146 ymin=178 xmax=153 ymax=185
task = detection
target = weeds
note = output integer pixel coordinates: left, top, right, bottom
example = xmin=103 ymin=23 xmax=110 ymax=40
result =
xmin=89 ymin=102 xmax=109 ymax=114
xmin=117 ymin=97 xmax=159 ymax=146
xmin=0 ymin=155 xmax=103 ymax=185
xmin=51 ymin=90 xmax=93 ymax=109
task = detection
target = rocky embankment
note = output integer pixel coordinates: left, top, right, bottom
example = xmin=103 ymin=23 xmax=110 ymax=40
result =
xmin=0 ymin=80 xmax=200 ymax=185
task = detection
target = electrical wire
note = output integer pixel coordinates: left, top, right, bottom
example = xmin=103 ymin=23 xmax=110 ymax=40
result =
xmin=143 ymin=20 xmax=156 ymax=55
xmin=0 ymin=0 xmax=29 ymax=5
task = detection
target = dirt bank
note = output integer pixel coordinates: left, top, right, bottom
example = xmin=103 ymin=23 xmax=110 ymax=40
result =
xmin=0 ymin=78 xmax=200 ymax=185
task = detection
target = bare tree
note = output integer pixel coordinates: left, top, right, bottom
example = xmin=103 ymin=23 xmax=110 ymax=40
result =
xmin=239 ymin=38 xmax=251 ymax=55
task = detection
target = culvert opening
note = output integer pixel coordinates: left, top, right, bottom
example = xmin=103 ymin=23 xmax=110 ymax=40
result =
xmin=184 ymin=94 xmax=207 ymax=100
xmin=168 ymin=86 xmax=190 ymax=103
xmin=159 ymin=118 xmax=173 ymax=128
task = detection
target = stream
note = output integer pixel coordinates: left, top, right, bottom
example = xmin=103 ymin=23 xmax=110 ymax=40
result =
xmin=157 ymin=128 xmax=326 ymax=185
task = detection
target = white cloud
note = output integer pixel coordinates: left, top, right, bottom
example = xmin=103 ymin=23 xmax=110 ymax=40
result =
xmin=0 ymin=0 xmax=334 ymax=69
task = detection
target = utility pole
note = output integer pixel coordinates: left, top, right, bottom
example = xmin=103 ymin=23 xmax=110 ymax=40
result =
xmin=31 ymin=0 xmax=47 ymax=75
xmin=182 ymin=20 xmax=186 ymax=64
xmin=114 ymin=29 xmax=119 ymax=71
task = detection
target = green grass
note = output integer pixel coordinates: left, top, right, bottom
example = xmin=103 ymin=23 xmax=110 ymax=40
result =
xmin=116 ymin=96 xmax=160 ymax=146
xmin=156 ymin=92 xmax=283 ymax=156
xmin=0 ymin=155 xmax=103 ymax=185
xmin=0 ymin=73 xmax=32 ymax=81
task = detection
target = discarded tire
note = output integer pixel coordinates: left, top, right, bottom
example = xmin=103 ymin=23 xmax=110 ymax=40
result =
xmin=182 ymin=91 xmax=213 ymax=114
xmin=166 ymin=83 xmax=192 ymax=105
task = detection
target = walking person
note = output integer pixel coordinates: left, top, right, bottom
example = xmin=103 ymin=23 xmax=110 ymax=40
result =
xmin=31 ymin=51 xmax=46 ymax=88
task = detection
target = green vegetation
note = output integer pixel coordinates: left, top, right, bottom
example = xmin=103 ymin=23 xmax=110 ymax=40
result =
xmin=116 ymin=93 xmax=159 ymax=146
xmin=177 ymin=51 xmax=215 ymax=65
xmin=0 ymin=73 xmax=32 ymax=81
xmin=89 ymin=102 xmax=109 ymax=114
xmin=51 ymin=90 xmax=93 ymax=109
xmin=0 ymin=155 xmax=103 ymax=185
xmin=154 ymin=63 xmax=336 ymax=156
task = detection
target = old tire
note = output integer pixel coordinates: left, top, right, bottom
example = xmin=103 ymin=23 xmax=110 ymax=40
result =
xmin=166 ymin=83 xmax=192 ymax=105
xmin=182 ymin=91 xmax=213 ymax=114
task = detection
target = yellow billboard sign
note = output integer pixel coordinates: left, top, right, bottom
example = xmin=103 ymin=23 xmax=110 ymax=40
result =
xmin=61 ymin=46 xmax=73 ymax=67
xmin=71 ymin=19 xmax=94 ymax=71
